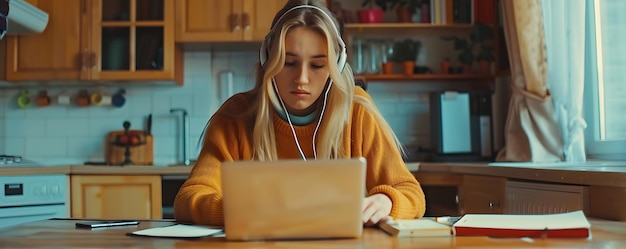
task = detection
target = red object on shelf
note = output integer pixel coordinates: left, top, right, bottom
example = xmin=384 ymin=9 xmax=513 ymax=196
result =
xmin=358 ymin=8 xmax=383 ymax=23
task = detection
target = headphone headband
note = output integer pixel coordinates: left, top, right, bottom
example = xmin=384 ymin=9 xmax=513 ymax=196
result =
xmin=259 ymin=4 xmax=347 ymax=72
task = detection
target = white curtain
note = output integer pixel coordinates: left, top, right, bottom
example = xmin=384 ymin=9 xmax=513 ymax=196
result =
xmin=496 ymin=0 xmax=564 ymax=162
xmin=542 ymin=0 xmax=587 ymax=162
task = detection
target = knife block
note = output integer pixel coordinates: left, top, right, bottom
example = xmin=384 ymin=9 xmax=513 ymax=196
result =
xmin=105 ymin=130 xmax=153 ymax=165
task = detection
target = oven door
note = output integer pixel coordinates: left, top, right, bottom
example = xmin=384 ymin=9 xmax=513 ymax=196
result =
xmin=0 ymin=204 xmax=69 ymax=229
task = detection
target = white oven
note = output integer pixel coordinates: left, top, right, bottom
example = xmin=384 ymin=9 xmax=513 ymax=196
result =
xmin=0 ymin=174 xmax=70 ymax=229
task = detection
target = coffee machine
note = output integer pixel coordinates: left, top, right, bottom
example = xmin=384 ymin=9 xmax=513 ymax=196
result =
xmin=430 ymin=92 xmax=493 ymax=162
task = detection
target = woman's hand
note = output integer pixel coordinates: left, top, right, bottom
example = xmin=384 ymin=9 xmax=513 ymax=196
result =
xmin=361 ymin=193 xmax=392 ymax=226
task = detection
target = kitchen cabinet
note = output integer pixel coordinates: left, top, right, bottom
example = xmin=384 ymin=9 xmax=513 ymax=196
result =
xmin=458 ymin=175 xmax=506 ymax=214
xmin=589 ymin=186 xmax=626 ymax=221
xmin=70 ymin=175 xmax=162 ymax=219
xmin=5 ymin=0 xmax=85 ymax=80
xmin=505 ymin=180 xmax=588 ymax=215
xmin=4 ymin=0 xmax=182 ymax=84
xmin=175 ymin=0 xmax=286 ymax=42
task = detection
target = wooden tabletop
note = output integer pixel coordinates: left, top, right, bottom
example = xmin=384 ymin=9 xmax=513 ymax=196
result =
xmin=0 ymin=219 xmax=625 ymax=248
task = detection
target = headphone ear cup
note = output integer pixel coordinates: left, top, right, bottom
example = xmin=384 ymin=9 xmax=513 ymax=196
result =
xmin=337 ymin=48 xmax=347 ymax=72
xmin=259 ymin=37 xmax=268 ymax=66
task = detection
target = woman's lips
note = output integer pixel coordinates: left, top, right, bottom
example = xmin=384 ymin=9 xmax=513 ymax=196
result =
xmin=291 ymin=90 xmax=309 ymax=97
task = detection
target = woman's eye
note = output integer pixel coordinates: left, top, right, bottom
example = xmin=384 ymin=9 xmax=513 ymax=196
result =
xmin=284 ymin=61 xmax=296 ymax=67
xmin=311 ymin=64 xmax=325 ymax=69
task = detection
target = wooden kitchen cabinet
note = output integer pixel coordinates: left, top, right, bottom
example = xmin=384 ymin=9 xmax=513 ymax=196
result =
xmin=458 ymin=175 xmax=506 ymax=214
xmin=5 ymin=0 xmax=86 ymax=80
xmin=175 ymin=0 xmax=285 ymax=42
xmin=70 ymin=175 xmax=162 ymax=219
xmin=4 ymin=0 xmax=182 ymax=84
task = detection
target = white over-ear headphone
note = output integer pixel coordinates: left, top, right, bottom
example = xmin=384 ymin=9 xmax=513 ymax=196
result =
xmin=259 ymin=4 xmax=347 ymax=72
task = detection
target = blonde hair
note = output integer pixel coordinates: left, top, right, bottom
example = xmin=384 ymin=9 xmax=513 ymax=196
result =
xmin=245 ymin=0 xmax=404 ymax=160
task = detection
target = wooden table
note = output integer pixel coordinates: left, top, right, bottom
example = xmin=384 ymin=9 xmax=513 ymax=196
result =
xmin=0 ymin=219 xmax=625 ymax=248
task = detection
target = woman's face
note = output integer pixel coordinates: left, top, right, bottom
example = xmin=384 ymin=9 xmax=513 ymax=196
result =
xmin=274 ymin=27 xmax=330 ymax=116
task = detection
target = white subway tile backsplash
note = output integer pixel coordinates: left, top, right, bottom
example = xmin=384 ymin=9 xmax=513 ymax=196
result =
xmin=67 ymin=138 xmax=104 ymax=159
xmin=128 ymin=95 xmax=153 ymax=116
xmin=170 ymin=95 xmax=194 ymax=113
xmin=4 ymin=138 xmax=25 ymax=155
xmin=66 ymin=106 xmax=94 ymax=118
xmin=24 ymin=137 xmax=68 ymax=157
xmin=0 ymin=50 xmax=432 ymax=164
xmin=45 ymin=118 xmax=90 ymax=138
xmin=5 ymin=118 xmax=46 ymax=138
xmin=151 ymin=96 xmax=173 ymax=115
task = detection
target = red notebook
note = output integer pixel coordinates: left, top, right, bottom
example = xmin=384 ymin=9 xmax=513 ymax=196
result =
xmin=453 ymin=210 xmax=590 ymax=238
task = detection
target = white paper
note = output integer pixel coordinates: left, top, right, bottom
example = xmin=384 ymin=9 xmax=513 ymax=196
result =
xmin=131 ymin=224 xmax=223 ymax=238
xmin=453 ymin=210 xmax=590 ymax=230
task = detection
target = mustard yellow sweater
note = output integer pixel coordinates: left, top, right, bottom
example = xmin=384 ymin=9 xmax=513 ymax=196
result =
xmin=174 ymin=87 xmax=426 ymax=225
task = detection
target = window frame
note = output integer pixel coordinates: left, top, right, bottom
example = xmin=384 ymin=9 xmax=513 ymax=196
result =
xmin=583 ymin=0 xmax=626 ymax=160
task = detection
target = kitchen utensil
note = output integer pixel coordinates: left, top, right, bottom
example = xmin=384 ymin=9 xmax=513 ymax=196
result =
xmin=145 ymin=114 xmax=152 ymax=135
xmin=37 ymin=90 xmax=51 ymax=107
xmin=76 ymin=90 xmax=90 ymax=107
xmin=17 ymin=90 xmax=30 ymax=108
xmin=112 ymin=89 xmax=126 ymax=108
xmin=90 ymin=91 xmax=112 ymax=106
xmin=57 ymin=91 xmax=71 ymax=105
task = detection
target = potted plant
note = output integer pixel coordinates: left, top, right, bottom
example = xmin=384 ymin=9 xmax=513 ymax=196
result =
xmin=359 ymin=0 xmax=388 ymax=23
xmin=390 ymin=38 xmax=421 ymax=75
xmin=473 ymin=22 xmax=495 ymax=74
xmin=441 ymin=22 xmax=494 ymax=74
xmin=441 ymin=35 xmax=474 ymax=73
xmin=388 ymin=0 xmax=424 ymax=23
xmin=440 ymin=57 xmax=452 ymax=74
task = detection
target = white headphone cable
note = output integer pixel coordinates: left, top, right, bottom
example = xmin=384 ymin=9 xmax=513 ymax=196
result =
xmin=312 ymin=80 xmax=332 ymax=159
xmin=272 ymin=78 xmax=309 ymax=160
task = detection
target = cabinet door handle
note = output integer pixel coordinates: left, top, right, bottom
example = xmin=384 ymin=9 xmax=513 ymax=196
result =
xmin=242 ymin=13 xmax=250 ymax=30
xmin=90 ymin=52 xmax=97 ymax=69
xmin=231 ymin=13 xmax=241 ymax=30
xmin=488 ymin=200 xmax=501 ymax=209
xmin=80 ymin=50 xmax=89 ymax=70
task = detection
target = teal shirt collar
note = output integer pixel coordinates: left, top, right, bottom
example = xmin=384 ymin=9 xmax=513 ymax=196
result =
xmin=275 ymin=107 xmax=318 ymax=126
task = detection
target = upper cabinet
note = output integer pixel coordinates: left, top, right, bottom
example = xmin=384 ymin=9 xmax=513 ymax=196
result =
xmin=175 ymin=0 xmax=285 ymax=42
xmin=5 ymin=0 xmax=85 ymax=80
xmin=4 ymin=0 xmax=182 ymax=84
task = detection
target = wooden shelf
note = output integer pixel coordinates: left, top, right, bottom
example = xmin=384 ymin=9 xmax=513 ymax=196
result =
xmin=344 ymin=23 xmax=474 ymax=31
xmin=358 ymin=74 xmax=496 ymax=93
xmin=358 ymin=73 xmax=494 ymax=81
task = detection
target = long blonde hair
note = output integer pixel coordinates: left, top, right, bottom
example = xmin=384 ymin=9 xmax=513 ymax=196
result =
xmin=245 ymin=0 xmax=404 ymax=160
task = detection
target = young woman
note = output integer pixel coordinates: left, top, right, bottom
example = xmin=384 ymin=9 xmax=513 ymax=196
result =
xmin=174 ymin=0 xmax=425 ymax=226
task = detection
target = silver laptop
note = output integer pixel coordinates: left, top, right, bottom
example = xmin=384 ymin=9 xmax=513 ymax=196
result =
xmin=221 ymin=157 xmax=366 ymax=241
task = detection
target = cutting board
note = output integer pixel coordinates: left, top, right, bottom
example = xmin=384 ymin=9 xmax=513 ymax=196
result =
xmin=105 ymin=130 xmax=153 ymax=165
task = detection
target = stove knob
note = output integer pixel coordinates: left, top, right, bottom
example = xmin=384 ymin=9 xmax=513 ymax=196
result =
xmin=51 ymin=185 xmax=60 ymax=195
xmin=40 ymin=186 xmax=48 ymax=195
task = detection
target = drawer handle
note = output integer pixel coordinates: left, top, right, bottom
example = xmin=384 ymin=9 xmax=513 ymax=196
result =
xmin=231 ymin=14 xmax=241 ymax=30
xmin=242 ymin=13 xmax=250 ymax=29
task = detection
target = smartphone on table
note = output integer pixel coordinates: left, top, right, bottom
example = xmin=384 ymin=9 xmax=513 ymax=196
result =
xmin=75 ymin=220 xmax=140 ymax=229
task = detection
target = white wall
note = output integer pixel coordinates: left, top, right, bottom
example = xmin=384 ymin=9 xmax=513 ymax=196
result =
xmin=0 ymin=49 xmax=438 ymax=165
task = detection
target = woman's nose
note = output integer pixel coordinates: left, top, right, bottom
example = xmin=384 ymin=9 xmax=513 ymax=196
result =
xmin=295 ymin=65 xmax=309 ymax=84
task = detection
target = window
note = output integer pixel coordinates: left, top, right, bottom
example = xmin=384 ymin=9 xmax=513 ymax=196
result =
xmin=584 ymin=0 xmax=626 ymax=160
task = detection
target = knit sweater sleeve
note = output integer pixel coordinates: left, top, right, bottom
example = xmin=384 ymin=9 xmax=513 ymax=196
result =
xmin=352 ymin=89 xmax=426 ymax=219
xmin=173 ymin=96 xmax=252 ymax=226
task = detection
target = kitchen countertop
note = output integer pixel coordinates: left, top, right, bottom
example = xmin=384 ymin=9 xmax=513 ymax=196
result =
xmin=2 ymin=161 xmax=626 ymax=188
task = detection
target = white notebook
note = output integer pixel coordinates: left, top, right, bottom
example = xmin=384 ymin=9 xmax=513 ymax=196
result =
xmin=129 ymin=224 xmax=223 ymax=238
